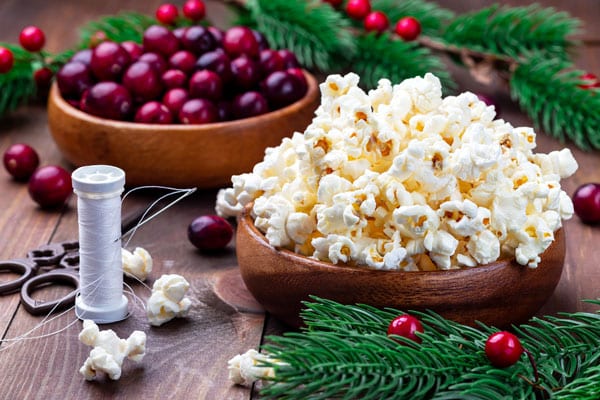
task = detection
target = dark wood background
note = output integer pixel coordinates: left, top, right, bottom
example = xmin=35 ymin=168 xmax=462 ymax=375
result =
xmin=0 ymin=1 xmax=598 ymax=399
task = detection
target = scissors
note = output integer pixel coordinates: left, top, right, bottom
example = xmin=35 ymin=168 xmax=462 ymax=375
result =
xmin=0 ymin=241 xmax=80 ymax=315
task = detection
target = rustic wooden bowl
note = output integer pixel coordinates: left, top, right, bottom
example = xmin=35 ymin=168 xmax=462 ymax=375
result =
xmin=47 ymin=71 xmax=319 ymax=188
xmin=236 ymin=206 xmax=566 ymax=328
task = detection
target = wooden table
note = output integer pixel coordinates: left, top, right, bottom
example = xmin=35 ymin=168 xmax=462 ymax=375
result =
xmin=0 ymin=1 xmax=598 ymax=399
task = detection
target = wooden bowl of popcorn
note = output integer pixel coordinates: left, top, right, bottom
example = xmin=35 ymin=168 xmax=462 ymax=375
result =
xmin=236 ymin=206 xmax=566 ymax=328
xmin=47 ymin=71 xmax=319 ymax=188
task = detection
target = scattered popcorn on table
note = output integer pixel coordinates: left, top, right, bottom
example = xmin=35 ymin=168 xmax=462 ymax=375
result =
xmin=146 ymin=274 xmax=192 ymax=326
xmin=216 ymin=72 xmax=578 ymax=269
xmin=79 ymin=320 xmax=146 ymax=381
xmin=228 ymin=349 xmax=281 ymax=387
xmin=122 ymin=247 xmax=153 ymax=281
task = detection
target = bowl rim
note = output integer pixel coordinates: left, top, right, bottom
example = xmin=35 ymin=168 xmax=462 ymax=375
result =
xmin=49 ymin=69 xmax=319 ymax=131
xmin=239 ymin=203 xmax=564 ymax=276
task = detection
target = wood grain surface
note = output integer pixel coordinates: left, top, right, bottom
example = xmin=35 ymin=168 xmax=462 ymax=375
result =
xmin=0 ymin=1 xmax=598 ymax=399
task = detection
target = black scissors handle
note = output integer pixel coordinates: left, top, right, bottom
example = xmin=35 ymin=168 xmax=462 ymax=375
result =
xmin=0 ymin=260 xmax=35 ymax=294
xmin=20 ymin=271 xmax=79 ymax=315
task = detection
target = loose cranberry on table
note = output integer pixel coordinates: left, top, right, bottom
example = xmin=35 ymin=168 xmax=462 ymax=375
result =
xmin=19 ymin=26 xmax=46 ymax=52
xmin=223 ymin=26 xmax=259 ymax=58
xmin=162 ymin=69 xmax=188 ymax=89
xmin=122 ymin=61 xmax=163 ymax=103
xmin=57 ymin=61 xmax=94 ymax=99
xmin=232 ymin=91 xmax=269 ymax=119
xmin=121 ymin=41 xmax=144 ymax=62
xmin=179 ymin=98 xmax=218 ymax=124
xmin=162 ymin=88 xmax=189 ymax=116
xmin=3 ymin=143 xmax=39 ymax=181
xmin=0 ymin=46 xmax=15 ymax=73
xmin=188 ymin=215 xmax=233 ymax=251
xmin=90 ymin=41 xmax=130 ymax=81
xmin=182 ymin=0 xmax=206 ymax=22
xmin=135 ymin=101 xmax=173 ymax=124
xmin=181 ymin=26 xmax=216 ymax=55
xmin=572 ymin=183 xmax=600 ymax=224
xmin=155 ymin=3 xmax=179 ymax=25
xmin=143 ymin=25 xmax=179 ymax=57
xmin=28 ymin=165 xmax=72 ymax=209
xmin=80 ymin=82 xmax=132 ymax=120
xmin=189 ymin=69 xmax=223 ymax=100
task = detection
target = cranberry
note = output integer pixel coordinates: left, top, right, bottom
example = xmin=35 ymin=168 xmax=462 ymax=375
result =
xmin=277 ymin=49 xmax=300 ymax=69
xmin=90 ymin=41 xmax=130 ymax=81
xmin=80 ymin=82 xmax=132 ymax=121
xmin=122 ymin=61 xmax=163 ymax=103
xmin=0 ymin=47 xmax=14 ymax=73
xmin=188 ymin=215 xmax=233 ymax=250
xmin=261 ymin=70 xmax=307 ymax=108
xmin=323 ymin=0 xmax=343 ymax=6
xmin=143 ymin=25 xmax=179 ymax=57
xmin=287 ymin=67 xmax=306 ymax=82
xmin=28 ymin=165 xmax=72 ymax=209
xmin=139 ymin=52 xmax=168 ymax=74
xmin=135 ymin=101 xmax=173 ymax=124
xmin=196 ymin=50 xmax=232 ymax=83
xmin=33 ymin=67 xmax=53 ymax=91
xmin=364 ymin=11 xmax=389 ymax=34
xmin=182 ymin=0 xmax=206 ymax=22
xmin=578 ymin=73 xmax=600 ymax=89
xmin=252 ymin=29 xmax=269 ymax=51
xmin=3 ymin=143 xmax=40 ymax=181
xmin=89 ymin=31 xmax=108 ymax=48
xmin=179 ymin=98 xmax=217 ymax=124
xmin=232 ymin=91 xmax=269 ymax=119
xmin=162 ymin=88 xmax=189 ymax=116
xmin=173 ymin=27 xmax=187 ymax=41
xmin=19 ymin=26 xmax=46 ymax=52
xmin=258 ymin=49 xmax=285 ymax=77
xmin=162 ymin=69 xmax=188 ymax=89
xmin=477 ymin=94 xmax=501 ymax=115
xmin=156 ymin=3 xmax=179 ymax=25
xmin=56 ymin=62 xmax=94 ymax=99
xmin=70 ymin=49 xmax=92 ymax=65
xmin=208 ymin=26 xmax=224 ymax=44
xmin=387 ymin=314 xmax=423 ymax=344
xmin=223 ymin=26 xmax=259 ymax=58
xmin=346 ymin=0 xmax=371 ymax=20
xmin=485 ymin=331 xmax=524 ymax=368
xmin=216 ymin=100 xmax=232 ymax=121
xmin=189 ymin=70 xmax=222 ymax=101
xmin=169 ymin=50 xmax=196 ymax=73
xmin=121 ymin=41 xmax=144 ymax=62
xmin=230 ymin=56 xmax=260 ymax=89
xmin=181 ymin=26 xmax=216 ymax=55
xmin=395 ymin=16 xmax=422 ymax=41
xmin=572 ymin=183 xmax=600 ymax=224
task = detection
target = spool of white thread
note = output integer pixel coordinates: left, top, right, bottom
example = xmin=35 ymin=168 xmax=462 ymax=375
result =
xmin=72 ymin=165 xmax=129 ymax=324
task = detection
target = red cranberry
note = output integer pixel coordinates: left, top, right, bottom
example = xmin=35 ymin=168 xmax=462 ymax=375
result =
xmin=19 ymin=26 xmax=46 ymax=52
xmin=578 ymin=73 xmax=600 ymax=89
xmin=196 ymin=50 xmax=232 ymax=83
xmin=139 ymin=52 xmax=168 ymax=74
xmin=122 ymin=61 xmax=163 ymax=103
xmin=261 ymin=70 xmax=307 ymax=108
xmin=216 ymin=100 xmax=232 ymax=121
xmin=0 ymin=47 xmax=14 ymax=73
xmin=169 ymin=50 xmax=196 ymax=73
xmin=259 ymin=49 xmax=285 ymax=77
xmin=34 ymin=67 xmax=53 ymax=91
xmin=182 ymin=0 xmax=206 ymax=22
xmin=28 ymin=165 xmax=72 ymax=209
xmin=135 ymin=101 xmax=173 ymax=124
xmin=188 ymin=215 xmax=233 ymax=250
xmin=252 ymin=29 xmax=269 ymax=51
xmin=181 ymin=26 xmax=216 ymax=55
xmin=230 ymin=56 xmax=260 ymax=89
xmin=173 ymin=27 xmax=187 ymax=41
xmin=189 ymin=69 xmax=223 ymax=101
xmin=232 ymin=91 xmax=269 ymax=119
xmin=387 ymin=314 xmax=423 ymax=344
xmin=573 ymin=183 xmax=600 ymax=224
xmin=179 ymin=98 xmax=217 ymax=124
xmin=223 ymin=26 xmax=259 ymax=58
xmin=3 ymin=143 xmax=40 ymax=181
xmin=346 ymin=0 xmax=371 ymax=20
xmin=156 ymin=3 xmax=179 ymax=25
xmin=121 ymin=41 xmax=144 ymax=62
xmin=162 ymin=88 xmax=189 ymax=116
xmin=208 ymin=26 xmax=224 ymax=44
xmin=323 ymin=0 xmax=343 ymax=7
xmin=56 ymin=62 xmax=94 ymax=99
xmin=90 ymin=41 xmax=130 ymax=81
xmin=395 ymin=16 xmax=421 ymax=41
xmin=143 ymin=25 xmax=179 ymax=57
xmin=162 ymin=69 xmax=188 ymax=89
xmin=70 ymin=49 xmax=92 ymax=65
xmin=364 ymin=11 xmax=389 ymax=34
xmin=80 ymin=82 xmax=132 ymax=121
xmin=485 ymin=331 xmax=524 ymax=368
xmin=277 ymin=49 xmax=300 ymax=69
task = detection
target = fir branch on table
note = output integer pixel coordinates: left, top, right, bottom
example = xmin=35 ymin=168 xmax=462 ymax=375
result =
xmin=371 ymin=0 xmax=454 ymax=38
xmin=77 ymin=12 xmax=156 ymax=47
xmin=510 ymin=55 xmax=600 ymax=150
xmin=0 ymin=44 xmax=37 ymax=116
xmin=256 ymin=297 xmax=600 ymax=399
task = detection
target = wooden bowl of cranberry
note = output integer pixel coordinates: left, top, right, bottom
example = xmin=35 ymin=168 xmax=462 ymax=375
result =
xmin=47 ymin=25 xmax=319 ymax=188
xmin=236 ymin=206 xmax=566 ymax=328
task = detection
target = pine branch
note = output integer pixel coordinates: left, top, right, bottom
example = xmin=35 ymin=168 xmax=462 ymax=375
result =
xmin=77 ymin=12 xmax=156 ymax=47
xmin=371 ymin=0 xmax=454 ymax=38
xmin=0 ymin=44 xmax=37 ymax=117
xmin=510 ymin=55 xmax=600 ymax=150
xmin=245 ymin=0 xmax=355 ymax=71
xmin=442 ymin=4 xmax=580 ymax=61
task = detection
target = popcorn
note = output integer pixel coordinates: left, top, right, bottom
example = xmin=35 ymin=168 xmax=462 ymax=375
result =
xmin=216 ymin=72 xmax=577 ymax=270
xmin=121 ymin=247 xmax=153 ymax=281
xmin=146 ymin=274 xmax=192 ymax=326
xmin=79 ymin=320 xmax=146 ymax=381
xmin=228 ymin=349 xmax=280 ymax=387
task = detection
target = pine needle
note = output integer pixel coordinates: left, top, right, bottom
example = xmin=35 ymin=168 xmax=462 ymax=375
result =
xmin=0 ymin=44 xmax=36 ymax=117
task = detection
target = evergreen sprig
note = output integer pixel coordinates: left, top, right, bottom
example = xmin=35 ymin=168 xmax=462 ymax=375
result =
xmin=258 ymin=297 xmax=600 ymax=399
xmin=78 ymin=12 xmax=156 ymax=48
xmin=0 ymin=44 xmax=37 ymax=116
xmin=371 ymin=0 xmax=454 ymax=38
